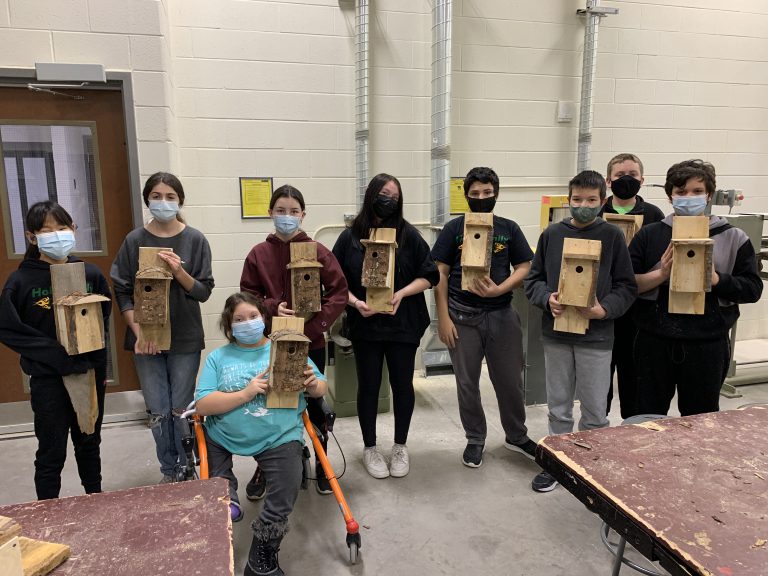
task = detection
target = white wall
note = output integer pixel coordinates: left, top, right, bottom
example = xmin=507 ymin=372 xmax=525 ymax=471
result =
xmin=2 ymin=0 xmax=768 ymax=347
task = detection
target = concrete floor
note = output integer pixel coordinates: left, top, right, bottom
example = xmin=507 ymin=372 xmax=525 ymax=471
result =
xmin=2 ymin=370 xmax=767 ymax=576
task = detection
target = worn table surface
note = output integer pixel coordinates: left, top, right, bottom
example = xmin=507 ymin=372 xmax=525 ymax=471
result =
xmin=0 ymin=478 xmax=233 ymax=576
xmin=538 ymin=407 xmax=768 ymax=576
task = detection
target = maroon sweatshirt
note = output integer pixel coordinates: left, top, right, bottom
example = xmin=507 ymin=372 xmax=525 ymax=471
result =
xmin=240 ymin=232 xmax=348 ymax=350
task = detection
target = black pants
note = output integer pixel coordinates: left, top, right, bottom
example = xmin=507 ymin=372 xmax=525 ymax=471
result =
xmin=352 ymin=340 xmax=417 ymax=447
xmin=635 ymin=330 xmax=730 ymax=416
xmin=606 ymin=314 xmax=640 ymax=419
xmin=29 ymin=371 xmax=106 ymax=500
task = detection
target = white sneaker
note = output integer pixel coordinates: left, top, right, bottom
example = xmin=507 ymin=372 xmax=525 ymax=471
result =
xmin=363 ymin=446 xmax=390 ymax=479
xmin=389 ymin=443 xmax=410 ymax=478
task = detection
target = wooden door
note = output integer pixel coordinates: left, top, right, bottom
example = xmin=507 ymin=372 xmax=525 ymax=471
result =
xmin=0 ymin=86 xmax=138 ymax=402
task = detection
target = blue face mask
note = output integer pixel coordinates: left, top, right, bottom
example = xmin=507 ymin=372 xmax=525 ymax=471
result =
xmin=149 ymin=200 xmax=180 ymax=223
xmin=672 ymin=196 xmax=708 ymax=216
xmin=36 ymin=230 xmax=76 ymax=261
xmin=232 ymin=318 xmax=265 ymax=345
xmin=274 ymin=215 xmax=301 ymax=235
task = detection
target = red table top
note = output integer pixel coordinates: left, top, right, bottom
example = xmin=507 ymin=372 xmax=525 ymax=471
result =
xmin=0 ymin=478 xmax=233 ymax=575
xmin=539 ymin=407 xmax=768 ymax=576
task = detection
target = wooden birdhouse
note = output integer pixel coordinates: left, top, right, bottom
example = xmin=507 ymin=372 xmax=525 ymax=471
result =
xmin=361 ymin=228 xmax=398 ymax=312
xmin=134 ymin=247 xmax=174 ymax=350
xmin=267 ymin=316 xmax=311 ymax=409
xmin=669 ymin=216 xmax=713 ymax=315
xmin=461 ymin=213 xmax=494 ymax=291
xmin=554 ymin=238 xmax=602 ymax=335
xmin=287 ymin=242 xmax=323 ymax=319
xmin=50 ymin=262 xmax=103 ymax=434
xmin=604 ymin=213 xmax=643 ymax=246
xmin=54 ymin=293 xmax=110 ymax=355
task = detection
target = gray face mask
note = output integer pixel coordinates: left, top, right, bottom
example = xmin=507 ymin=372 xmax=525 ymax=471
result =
xmin=570 ymin=205 xmax=601 ymax=224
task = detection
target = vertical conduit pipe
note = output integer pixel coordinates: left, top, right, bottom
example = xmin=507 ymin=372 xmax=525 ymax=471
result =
xmin=430 ymin=0 xmax=452 ymax=226
xmin=577 ymin=0 xmax=601 ymax=173
xmin=355 ymin=0 xmax=370 ymax=209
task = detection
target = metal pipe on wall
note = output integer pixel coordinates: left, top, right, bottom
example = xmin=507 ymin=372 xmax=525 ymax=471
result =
xmin=355 ymin=0 xmax=369 ymax=209
xmin=430 ymin=0 xmax=452 ymax=227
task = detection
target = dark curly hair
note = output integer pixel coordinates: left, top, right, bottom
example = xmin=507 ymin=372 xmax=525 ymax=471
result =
xmin=664 ymin=159 xmax=716 ymax=198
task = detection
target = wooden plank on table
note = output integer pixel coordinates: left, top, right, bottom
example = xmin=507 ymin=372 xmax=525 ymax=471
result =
xmin=0 ymin=536 xmax=23 ymax=576
xmin=0 ymin=515 xmax=22 ymax=546
xmin=19 ymin=537 xmax=70 ymax=576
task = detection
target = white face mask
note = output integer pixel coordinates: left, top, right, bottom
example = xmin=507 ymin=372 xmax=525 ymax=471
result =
xmin=149 ymin=200 xmax=180 ymax=222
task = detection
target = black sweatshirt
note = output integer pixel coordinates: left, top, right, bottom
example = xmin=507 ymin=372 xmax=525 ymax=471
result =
xmin=0 ymin=257 xmax=112 ymax=377
xmin=524 ymin=217 xmax=637 ymax=348
xmin=332 ymin=222 xmax=439 ymax=344
xmin=629 ymin=215 xmax=763 ymax=340
xmin=600 ymin=194 xmax=665 ymax=225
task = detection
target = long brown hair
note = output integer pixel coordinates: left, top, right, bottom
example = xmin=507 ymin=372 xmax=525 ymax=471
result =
xmin=142 ymin=172 xmax=186 ymax=223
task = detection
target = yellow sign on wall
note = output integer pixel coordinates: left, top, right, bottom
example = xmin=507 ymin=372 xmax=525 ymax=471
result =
xmin=240 ymin=177 xmax=273 ymax=218
xmin=450 ymin=177 xmax=469 ymax=214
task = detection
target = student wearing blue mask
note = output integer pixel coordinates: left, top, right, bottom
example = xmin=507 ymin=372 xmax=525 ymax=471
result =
xmin=195 ymin=291 xmax=327 ymax=576
xmin=111 ymin=172 xmax=214 ymax=483
xmin=629 ymin=159 xmax=763 ymax=416
xmin=240 ymin=184 xmax=347 ymax=496
xmin=0 ymin=201 xmax=112 ymax=500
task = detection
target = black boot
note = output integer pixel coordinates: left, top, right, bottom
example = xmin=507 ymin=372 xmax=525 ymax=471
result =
xmin=244 ymin=522 xmax=287 ymax=576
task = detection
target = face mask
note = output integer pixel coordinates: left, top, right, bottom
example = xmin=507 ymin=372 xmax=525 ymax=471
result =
xmin=274 ymin=215 xmax=301 ymax=235
xmin=672 ymin=196 xmax=708 ymax=216
xmin=232 ymin=318 xmax=265 ymax=345
xmin=149 ymin=200 xmax=180 ymax=223
xmin=36 ymin=230 xmax=76 ymax=261
xmin=610 ymin=175 xmax=642 ymax=201
xmin=373 ymin=195 xmax=398 ymax=219
xmin=467 ymin=196 xmax=497 ymax=213
xmin=570 ymin=205 xmax=601 ymax=224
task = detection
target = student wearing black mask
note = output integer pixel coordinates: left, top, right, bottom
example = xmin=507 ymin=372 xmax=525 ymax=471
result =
xmin=600 ymin=153 xmax=664 ymax=419
xmin=432 ymin=167 xmax=537 ymax=469
xmin=332 ymin=174 xmax=438 ymax=479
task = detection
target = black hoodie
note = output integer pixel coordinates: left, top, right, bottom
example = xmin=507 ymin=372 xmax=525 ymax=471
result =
xmin=0 ymin=256 xmax=112 ymax=378
xmin=600 ymin=194 xmax=665 ymax=225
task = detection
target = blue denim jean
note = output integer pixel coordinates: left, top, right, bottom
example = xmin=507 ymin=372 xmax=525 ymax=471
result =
xmin=134 ymin=351 xmax=201 ymax=476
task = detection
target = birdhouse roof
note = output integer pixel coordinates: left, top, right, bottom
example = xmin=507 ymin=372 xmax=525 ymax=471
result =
xmin=56 ymin=292 xmax=111 ymax=306
xmin=136 ymin=266 xmax=173 ymax=280
xmin=286 ymin=260 xmax=323 ymax=270
xmin=269 ymin=329 xmax=311 ymax=343
xmin=361 ymin=239 xmax=398 ymax=248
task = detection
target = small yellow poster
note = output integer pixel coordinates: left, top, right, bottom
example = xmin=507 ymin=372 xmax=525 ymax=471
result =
xmin=450 ymin=177 xmax=469 ymax=214
xmin=240 ymin=177 xmax=273 ymax=218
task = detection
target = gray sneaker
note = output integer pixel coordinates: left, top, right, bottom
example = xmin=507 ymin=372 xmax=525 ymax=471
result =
xmin=158 ymin=474 xmax=174 ymax=484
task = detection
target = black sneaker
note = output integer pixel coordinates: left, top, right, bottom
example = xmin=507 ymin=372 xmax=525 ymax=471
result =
xmin=462 ymin=443 xmax=485 ymax=468
xmin=532 ymin=471 xmax=558 ymax=493
xmin=246 ymin=468 xmax=267 ymax=501
xmin=504 ymin=438 xmax=537 ymax=461
xmin=315 ymin=462 xmax=333 ymax=495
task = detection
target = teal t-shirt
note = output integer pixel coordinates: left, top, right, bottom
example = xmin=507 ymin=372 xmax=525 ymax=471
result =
xmin=195 ymin=341 xmax=325 ymax=456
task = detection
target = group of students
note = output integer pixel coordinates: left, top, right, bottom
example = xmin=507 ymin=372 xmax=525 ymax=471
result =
xmin=0 ymin=153 xmax=762 ymax=576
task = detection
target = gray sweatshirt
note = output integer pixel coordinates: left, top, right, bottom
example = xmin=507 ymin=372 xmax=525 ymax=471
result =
xmin=110 ymin=226 xmax=214 ymax=353
xmin=524 ymin=217 xmax=637 ymax=348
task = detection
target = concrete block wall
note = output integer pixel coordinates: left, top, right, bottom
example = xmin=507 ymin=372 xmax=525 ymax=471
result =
xmin=2 ymin=0 xmax=768 ymax=346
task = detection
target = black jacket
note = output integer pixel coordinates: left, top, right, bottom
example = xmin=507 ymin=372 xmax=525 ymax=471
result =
xmin=601 ymin=194 xmax=665 ymax=225
xmin=0 ymin=257 xmax=112 ymax=377
xmin=629 ymin=215 xmax=763 ymax=340
xmin=332 ymin=222 xmax=439 ymax=344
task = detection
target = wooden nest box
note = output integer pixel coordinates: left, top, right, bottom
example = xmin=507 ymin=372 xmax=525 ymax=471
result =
xmin=134 ymin=266 xmax=172 ymax=324
xmin=361 ymin=228 xmax=398 ymax=312
xmin=54 ymin=292 xmax=110 ymax=355
xmin=554 ymin=237 xmax=602 ymax=335
xmin=286 ymin=242 xmax=323 ymax=319
xmin=604 ymin=213 xmax=643 ymax=246
xmin=461 ymin=213 xmax=494 ymax=291
xmin=267 ymin=316 xmax=311 ymax=409
xmin=669 ymin=216 xmax=713 ymax=315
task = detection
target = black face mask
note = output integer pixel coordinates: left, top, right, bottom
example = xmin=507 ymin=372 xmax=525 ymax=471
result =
xmin=610 ymin=175 xmax=642 ymax=200
xmin=373 ymin=195 xmax=398 ymax=219
xmin=467 ymin=196 xmax=497 ymax=213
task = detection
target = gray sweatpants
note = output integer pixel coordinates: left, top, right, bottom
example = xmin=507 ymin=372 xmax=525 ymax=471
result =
xmin=447 ymin=305 xmax=529 ymax=446
xmin=542 ymin=339 xmax=612 ymax=435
